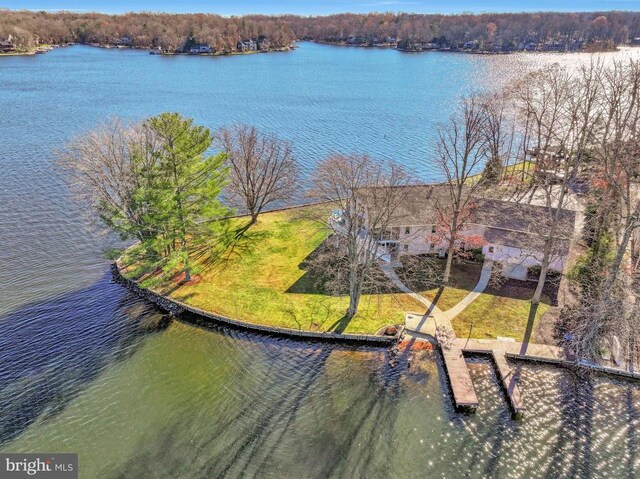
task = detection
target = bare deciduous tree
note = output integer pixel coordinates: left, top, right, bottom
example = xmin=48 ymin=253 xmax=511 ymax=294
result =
xmin=591 ymin=59 xmax=640 ymax=292
xmin=434 ymin=94 xmax=490 ymax=283
xmin=309 ymin=153 xmax=409 ymax=319
xmin=216 ymin=124 xmax=299 ymax=225
xmin=508 ymin=62 xmax=604 ymax=304
xmin=562 ymin=270 xmax=640 ymax=368
xmin=57 ymin=117 xmax=158 ymax=243
xmin=479 ymin=93 xmax=514 ymax=185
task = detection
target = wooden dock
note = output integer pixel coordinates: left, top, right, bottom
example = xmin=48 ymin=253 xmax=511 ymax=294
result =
xmin=491 ymin=349 xmax=526 ymax=416
xmin=419 ymin=330 xmax=639 ymax=417
xmin=441 ymin=345 xmax=479 ymax=411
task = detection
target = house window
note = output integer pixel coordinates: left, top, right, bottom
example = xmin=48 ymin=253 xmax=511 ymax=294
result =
xmin=431 ymin=225 xmax=436 ymax=233
xmin=403 ymin=244 xmax=409 ymax=252
xmin=488 ymin=246 xmax=495 ymax=253
xmin=430 ymin=243 xmax=435 ymax=251
xmin=405 ymin=226 xmax=411 ymax=235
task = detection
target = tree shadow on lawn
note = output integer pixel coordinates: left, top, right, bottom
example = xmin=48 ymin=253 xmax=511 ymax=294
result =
xmin=418 ymin=259 xmax=558 ymax=314
xmin=157 ymin=223 xmax=270 ymax=297
xmin=485 ymin=277 xmax=559 ymax=306
xmin=285 ymin=240 xmax=407 ymax=296
xmin=288 ymin=249 xmax=558 ymax=310
xmin=439 ymin=259 xmax=559 ymax=306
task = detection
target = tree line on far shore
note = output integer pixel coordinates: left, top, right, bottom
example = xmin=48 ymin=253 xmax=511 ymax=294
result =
xmin=2 ymin=10 xmax=639 ymax=53
xmin=59 ymin=57 xmax=640 ymax=368
xmin=0 ymin=11 xmax=295 ymax=53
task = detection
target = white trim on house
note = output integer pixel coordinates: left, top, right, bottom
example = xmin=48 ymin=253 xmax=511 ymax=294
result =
xmin=378 ymin=221 xmax=570 ymax=280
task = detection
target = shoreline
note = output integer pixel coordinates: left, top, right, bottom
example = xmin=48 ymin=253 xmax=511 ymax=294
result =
xmin=112 ymin=246 xmax=638 ymax=382
xmin=0 ymin=43 xmax=294 ymax=57
xmin=111 ymin=261 xmax=401 ymax=346
xmin=310 ymin=39 xmax=621 ymax=55
xmin=0 ymin=44 xmax=56 ymax=56
xmin=2 ymin=41 xmax=626 ymax=59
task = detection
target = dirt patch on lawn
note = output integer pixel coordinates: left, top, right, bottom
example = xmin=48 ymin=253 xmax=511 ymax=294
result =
xmin=171 ymin=272 xmax=202 ymax=286
xmin=484 ymin=278 xmax=559 ymax=306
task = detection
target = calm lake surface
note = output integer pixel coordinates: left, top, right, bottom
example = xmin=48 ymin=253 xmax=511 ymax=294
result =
xmin=0 ymin=42 xmax=639 ymax=478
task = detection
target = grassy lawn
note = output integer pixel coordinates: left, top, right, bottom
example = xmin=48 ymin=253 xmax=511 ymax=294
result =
xmin=123 ymin=205 xmax=425 ymax=335
xmin=451 ymin=289 xmax=549 ymax=341
xmin=414 ymin=260 xmax=550 ymax=341
xmin=467 ymin=160 xmax=536 ymax=186
xmin=121 ymin=205 xmax=550 ymax=339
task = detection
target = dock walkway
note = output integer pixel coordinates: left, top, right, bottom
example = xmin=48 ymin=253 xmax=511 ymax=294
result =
xmin=441 ymin=344 xmax=479 ymax=410
xmin=491 ymin=349 xmax=526 ymax=415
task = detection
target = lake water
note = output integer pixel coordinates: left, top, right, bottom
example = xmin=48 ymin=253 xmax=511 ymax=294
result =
xmin=0 ymin=42 xmax=639 ymax=478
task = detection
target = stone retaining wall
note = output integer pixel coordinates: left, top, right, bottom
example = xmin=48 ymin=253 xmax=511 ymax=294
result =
xmin=504 ymin=350 xmax=640 ymax=381
xmin=111 ymin=263 xmax=400 ymax=346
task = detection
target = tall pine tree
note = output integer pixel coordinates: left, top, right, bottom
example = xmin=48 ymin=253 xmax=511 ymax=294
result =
xmin=141 ymin=113 xmax=230 ymax=281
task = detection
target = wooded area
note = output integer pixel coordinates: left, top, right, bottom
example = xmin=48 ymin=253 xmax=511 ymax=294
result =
xmin=1 ymin=10 xmax=639 ymax=53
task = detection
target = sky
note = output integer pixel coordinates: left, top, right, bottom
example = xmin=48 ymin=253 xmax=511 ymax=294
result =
xmin=1 ymin=0 xmax=639 ymax=16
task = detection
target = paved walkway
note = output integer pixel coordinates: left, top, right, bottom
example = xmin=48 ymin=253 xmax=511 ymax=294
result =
xmin=460 ymin=337 xmax=565 ymax=360
xmin=441 ymin=260 xmax=493 ymax=320
xmin=380 ymin=263 xmax=443 ymax=315
xmin=384 ymin=259 xmax=493 ymax=336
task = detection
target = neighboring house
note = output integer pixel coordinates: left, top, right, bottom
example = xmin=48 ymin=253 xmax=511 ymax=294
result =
xmin=0 ymin=39 xmax=16 ymax=53
xmin=351 ymin=184 xmax=576 ymax=280
xmin=237 ymin=39 xmax=257 ymax=52
xmin=256 ymin=37 xmax=271 ymax=50
xmin=189 ymin=44 xmax=212 ymax=54
xmin=113 ymin=36 xmax=132 ymax=47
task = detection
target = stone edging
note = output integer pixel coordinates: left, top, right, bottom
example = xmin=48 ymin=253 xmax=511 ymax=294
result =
xmin=111 ymin=262 xmax=400 ymax=346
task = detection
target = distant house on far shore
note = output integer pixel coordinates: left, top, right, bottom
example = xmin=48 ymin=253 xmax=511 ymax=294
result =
xmin=113 ymin=36 xmax=132 ymax=47
xmin=189 ymin=44 xmax=213 ymax=54
xmin=237 ymin=39 xmax=257 ymax=52
xmin=0 ymin=37 xmax=16 ymax=53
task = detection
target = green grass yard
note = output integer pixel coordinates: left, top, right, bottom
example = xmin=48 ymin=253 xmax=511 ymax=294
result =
xmin=124 ymin=206 xmax=425 ymax=334
xmin=415 ymin=261 xmax=550 ymax=341
xmin=121 ymin=205 xmax=551 ymax=339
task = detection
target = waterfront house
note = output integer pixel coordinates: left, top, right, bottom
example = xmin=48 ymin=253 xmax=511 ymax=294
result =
xmin=113 ymin=36 xmax=132 ymax=47
xmin=348 ymin=184 xmax=576 ymax=280
xmin=189 ymin=44 xmax=213 ymax=54
xmin=0 ymin=38 xmax=16 ymax=53
xmin=257 ymin=37 xmax=271 ymax=50
xmin=237 ymin=39 xmax=257 ymax=52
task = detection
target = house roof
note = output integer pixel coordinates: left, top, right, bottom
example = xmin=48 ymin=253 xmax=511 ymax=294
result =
xmin=484 ymin=227 xmax=572 ymax=257
xmin=360 ymin=183 xmax=576 ymax=254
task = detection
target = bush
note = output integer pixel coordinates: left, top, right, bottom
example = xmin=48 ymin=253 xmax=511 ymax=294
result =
xmin=528 ymin=265 xmax=561 ymax=281
xmin=468 ymin=248 xmax=485 ymax=263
